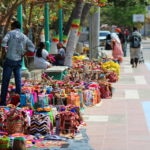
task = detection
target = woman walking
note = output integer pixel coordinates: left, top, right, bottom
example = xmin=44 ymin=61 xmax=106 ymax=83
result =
xmin=111 ymin=33 xmax=123 ymax=64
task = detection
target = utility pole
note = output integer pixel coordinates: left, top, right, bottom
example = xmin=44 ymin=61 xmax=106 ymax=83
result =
xmin=59 ymin=0 xmax=63 ymax=42
xmin=17 ymin=5 xmax=27 ymax=71
xmin=44 ymin=3 xmax=50 ymax=52
xmin=89 ymin=7 xmax=100 ymax=59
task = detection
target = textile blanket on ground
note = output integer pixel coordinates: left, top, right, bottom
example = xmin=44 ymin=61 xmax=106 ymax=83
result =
xmin=27 ymin=128 xmax=94 ymax=150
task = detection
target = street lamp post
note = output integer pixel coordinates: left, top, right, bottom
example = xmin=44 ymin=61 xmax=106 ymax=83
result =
xmin=44 ymin=3 xmax=50 ymax=52
xmin=17 ymin=5 xmax=23 ymax=31
xmin=89 ymin=6 xmax=100 ymax=59
xmin=59 ymin=0 xmax=63 ymax=42
xmin=17 ymin=5 xmax=27 ymax=70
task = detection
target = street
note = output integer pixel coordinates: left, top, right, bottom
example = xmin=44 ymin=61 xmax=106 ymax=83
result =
xmin=84 ymin=38 xmax=150 ymax=150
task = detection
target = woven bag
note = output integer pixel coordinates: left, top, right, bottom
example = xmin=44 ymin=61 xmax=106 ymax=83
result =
xmin=4 ymin=108 xmax=25 ymax=135
xmin=29 ymin=113 xmax=52 ymax=135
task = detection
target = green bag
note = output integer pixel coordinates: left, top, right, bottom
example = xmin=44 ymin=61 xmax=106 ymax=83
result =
xmin=0 ymin=136 xmax=10 ymax=150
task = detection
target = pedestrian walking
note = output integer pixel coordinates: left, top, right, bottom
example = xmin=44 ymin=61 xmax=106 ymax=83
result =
xmin=110 ymin=33 xmax=124 ymax=64
xmin=129 ymin=27 xmax=142 ymax=68
xmin=0 ymin=21 xmax=35 ymax=106
xmin=34 ymin=42 xmax=52 ymax=69
xmin=115 ymin=28 xmax=127 ymax=57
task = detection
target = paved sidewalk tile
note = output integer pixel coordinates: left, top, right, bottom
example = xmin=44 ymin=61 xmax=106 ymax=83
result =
xmin=86 ymin=47 xmax=150 ymax=150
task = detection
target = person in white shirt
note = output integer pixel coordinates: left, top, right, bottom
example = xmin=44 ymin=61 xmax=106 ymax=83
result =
xmin=34 ymin=42 xmax=52 ymax=69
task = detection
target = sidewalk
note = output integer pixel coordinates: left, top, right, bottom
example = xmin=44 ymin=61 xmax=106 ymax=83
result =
xmin=142 ymin=37 xmax=150 ymax=44
xmin=84 ymin=49 xmax=150 ymax=150
xmin=2 ymin=39 xmax=150 ymax=150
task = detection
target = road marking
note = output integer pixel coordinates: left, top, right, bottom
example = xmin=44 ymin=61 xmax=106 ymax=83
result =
xmin=83 ymin=115 xmax=108 ymax=122
xmin=134 ymin=76 xmax=146 ymax=85
xmin=125 ymin=90 xmax=139 ymax=99
xmin=142 ymin=102 xmax=150 ymax=131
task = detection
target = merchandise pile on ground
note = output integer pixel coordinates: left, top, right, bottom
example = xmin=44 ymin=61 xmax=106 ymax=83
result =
xmin=0 ymin=56 xmax=121 ymax=150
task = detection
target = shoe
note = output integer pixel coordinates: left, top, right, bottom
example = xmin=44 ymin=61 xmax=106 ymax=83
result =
xmin=0 ymin=102 xmax=6 ymax=106
xmin=134 ymin=63 xmax=138 ymax=68
xmin=0 ymin=104 xmax=6 ymax=107
xmin=132 ymin=65 xmax=134 ymax=68
xmin=0 ymin=97 xmax=7 ymax=106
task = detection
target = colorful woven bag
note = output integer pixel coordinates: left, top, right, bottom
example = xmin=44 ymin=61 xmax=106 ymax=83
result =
xmin=29 ymin=113 xmax=53 ymax=135
xmin=0 ymin=136 xmax=10 ymax=150
xmin=4 ymin=108 xmax=26 ymax=135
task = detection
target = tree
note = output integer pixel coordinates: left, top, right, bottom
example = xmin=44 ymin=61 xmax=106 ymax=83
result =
xmin=107 ymin=0 xmax=150 ymax=7
xmin=0 ymin=0 xmax=106 ymax=67
xmin=64 ymin=0 xmax=84 ymax=67
xmin=101 ymin=0 xmax=149 ymax=28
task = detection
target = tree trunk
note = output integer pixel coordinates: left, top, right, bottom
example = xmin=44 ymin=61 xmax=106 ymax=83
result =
xmin=80 ymin=3 xmax=92 ymax=26
xmin=63 ymin=8 xmax=76 ymax=36
xmin=74 ymin=3 xmax=92 ymax=54
xmin=0 ymin=0 xmax=25 ymax=26
xmin=28 ymin=3 xmax=34 ymax=26
xmin=4 ymin=13 xmax=13 ymax=34
xmin=64 ymin=2 xmax=92 ymax=40
xmin=89 ymin=7 xmax=100 ymax=59
xmin=64 ymin=0 xmax=84 ymax=67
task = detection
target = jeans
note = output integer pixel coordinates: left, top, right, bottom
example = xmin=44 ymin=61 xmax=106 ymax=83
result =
xmin=0 ymin=58 xmax=22 ymax=105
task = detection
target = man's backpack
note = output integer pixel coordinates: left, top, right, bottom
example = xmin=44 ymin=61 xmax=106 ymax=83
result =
xmin=131 ymin=35 xmax=141 ymax=48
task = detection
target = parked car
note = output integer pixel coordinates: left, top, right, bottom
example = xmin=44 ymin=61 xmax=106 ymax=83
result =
xmin=99 ymin=30 xmax=111 ymax=46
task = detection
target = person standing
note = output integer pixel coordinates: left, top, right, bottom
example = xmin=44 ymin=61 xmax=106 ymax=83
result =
xmin=129 ymin=27 xmax=142 ymax=68
xmin=111 ymin=33 xmax=124 ymax=64
xmin=124 ymin=28 xmax=129 ymax=41
xmin=0 ymin=21 xmax=35 ymax=106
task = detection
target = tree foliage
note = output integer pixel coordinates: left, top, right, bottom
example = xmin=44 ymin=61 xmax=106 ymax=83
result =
xmin=101 ymin=0 xmax=149 ymax=28
xmin=107 ymin=0 xmax=150 ymax=7
xmin=0 ymin=0 xmax=90 ymax=31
